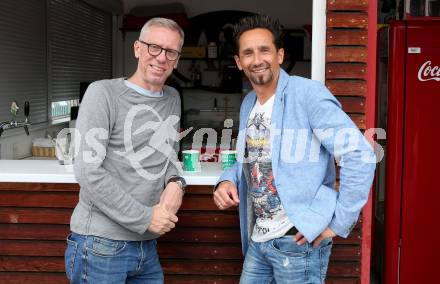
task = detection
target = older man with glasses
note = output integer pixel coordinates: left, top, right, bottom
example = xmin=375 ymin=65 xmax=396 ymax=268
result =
xmin=64 ymin=17 xmax=187 ymax=283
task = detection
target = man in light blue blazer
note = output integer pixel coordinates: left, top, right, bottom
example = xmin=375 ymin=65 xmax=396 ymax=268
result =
xmin=213 ymin=15 xmax=375 ymax=283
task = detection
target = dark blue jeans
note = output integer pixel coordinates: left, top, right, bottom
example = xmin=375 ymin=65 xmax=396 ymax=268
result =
xmin=240 ymin=236 xmax=333 ymax=284
xmin=64 ymin=232 xmax=163 ymax=283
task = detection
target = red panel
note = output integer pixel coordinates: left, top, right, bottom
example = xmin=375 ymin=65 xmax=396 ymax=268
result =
xmin=406 ymin=19 xmax=440 ymax=47
xmin=361 ymin=0 xmax=378 ymax=282
xmin=384 ymin=21 xmax=407 ymax=284
xmin=399 ymin=20 xmax=440 ymax=284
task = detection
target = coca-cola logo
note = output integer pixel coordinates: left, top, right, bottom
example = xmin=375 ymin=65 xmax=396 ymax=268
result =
xmin=418 ymin=61 xmax=440 ymax=82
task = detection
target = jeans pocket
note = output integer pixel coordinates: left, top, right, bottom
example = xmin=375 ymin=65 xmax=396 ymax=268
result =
xmin=65 ymin=233 xmax=78 ymax=281
xmin=86 ymin=235 xmax=127 ymax=257
xmin=319 ymin=238 xmax=333 ymax=281
xmin=271 ymin=236 xmax=309 ymax=257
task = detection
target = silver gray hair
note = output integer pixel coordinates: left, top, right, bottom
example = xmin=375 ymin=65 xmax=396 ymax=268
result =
xmin=139 ymin=17 xmax=185 ymax=48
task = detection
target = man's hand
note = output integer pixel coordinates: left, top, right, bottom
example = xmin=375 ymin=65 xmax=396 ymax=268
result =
xmin=213 ymin=181 xmax=239 ymax=210
xmin=294 ymin=227 xmax=336 ymax=248
xmin=160 ymin=182 xmax=184 ymax=215
xmin=312 ymin=227 xmax=336 ymax=248
xmin=294 ymin=231 xmax=308 ymax=246
xmin=147 ymin=204 xmax=178 ymax=235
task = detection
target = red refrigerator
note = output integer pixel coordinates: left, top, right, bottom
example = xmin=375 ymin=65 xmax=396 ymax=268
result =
xmin=373 ymin=19 xmax=440 ymax=284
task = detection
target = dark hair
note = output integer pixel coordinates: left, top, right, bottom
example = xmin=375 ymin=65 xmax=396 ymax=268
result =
xmin=233 ymin=14 xmax=283 ymax=53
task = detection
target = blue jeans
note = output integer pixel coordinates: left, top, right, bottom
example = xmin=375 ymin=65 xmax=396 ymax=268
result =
xmin=64 ymin=232 xmax=163 ymax=284
xmin=240 ymin=236 xmax=332 ymax=284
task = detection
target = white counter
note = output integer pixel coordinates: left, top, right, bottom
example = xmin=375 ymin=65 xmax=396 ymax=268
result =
xmin=0 ymin=160 xmax=223 ymax=185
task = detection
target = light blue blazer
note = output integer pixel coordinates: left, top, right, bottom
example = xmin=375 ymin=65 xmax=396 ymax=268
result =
xmin=217 ymin=69 xmax=375 ymax=254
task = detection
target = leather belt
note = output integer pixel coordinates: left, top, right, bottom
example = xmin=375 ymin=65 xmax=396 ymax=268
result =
xmin=285 ymin=226 xmax=299 ymax=236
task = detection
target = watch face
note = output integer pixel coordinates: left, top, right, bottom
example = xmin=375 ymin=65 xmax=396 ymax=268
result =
xmin=169 ymin=177 xmax=186 ymax=189
xmin=176 ymin=181 xmax=183 ymax=188
xmin=178 ymin=178 xmax=187 ymax=189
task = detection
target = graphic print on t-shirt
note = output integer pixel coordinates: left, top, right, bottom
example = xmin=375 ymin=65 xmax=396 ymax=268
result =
xmin=247 ymin=112 xmax=281 ymax=220
xmin=246 ymin=96 xmax=293 ymax=242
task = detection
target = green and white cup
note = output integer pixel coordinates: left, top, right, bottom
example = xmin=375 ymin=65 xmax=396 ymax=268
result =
xmin=182 ymin=150 xmax=201 ymax=172
xmin=220 ymin=150 xmax=237 ymax=170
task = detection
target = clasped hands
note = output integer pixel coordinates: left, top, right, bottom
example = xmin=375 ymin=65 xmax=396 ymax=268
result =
xmin=147 ymin=182 xmax=183 ymax=235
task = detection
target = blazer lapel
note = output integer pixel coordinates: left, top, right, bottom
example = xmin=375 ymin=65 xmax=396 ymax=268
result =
xmin=271 ymin=69 xmax=289 ymax=180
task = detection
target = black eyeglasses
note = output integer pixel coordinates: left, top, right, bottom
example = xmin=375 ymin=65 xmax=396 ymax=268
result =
xmin=138 ymin=40 xmax=181 ymax=61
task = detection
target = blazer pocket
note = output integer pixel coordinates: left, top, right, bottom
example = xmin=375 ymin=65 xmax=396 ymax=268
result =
xmin=309 ymin=184 xmax=338 ymax=221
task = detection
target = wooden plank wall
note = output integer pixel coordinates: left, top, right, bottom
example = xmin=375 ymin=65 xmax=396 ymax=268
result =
xmin=0 ymin=183 xmax=362 ymax=283
xmin=0 ymin=183 xmax=76 ymax=283
xmin=326 ymin=0 xmax=369 ymax=131
xmin=326 ymin=0 xmax=370 ymax=283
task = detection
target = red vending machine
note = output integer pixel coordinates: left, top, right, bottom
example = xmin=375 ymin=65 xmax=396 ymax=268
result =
xmin=373 ymin=19 xmax=440 ymax=284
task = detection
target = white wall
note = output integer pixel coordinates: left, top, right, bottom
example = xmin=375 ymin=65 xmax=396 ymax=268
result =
xmin=123 ymin=0 xmax=312 ymax=29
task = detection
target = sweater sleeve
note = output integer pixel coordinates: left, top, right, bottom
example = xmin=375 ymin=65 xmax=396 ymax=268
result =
xmin=73 ymin=82 xmax=152 ymax=235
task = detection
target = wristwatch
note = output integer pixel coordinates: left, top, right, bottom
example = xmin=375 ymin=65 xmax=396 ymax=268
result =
xmin=167 ymin=176 xmax=187 ymax=194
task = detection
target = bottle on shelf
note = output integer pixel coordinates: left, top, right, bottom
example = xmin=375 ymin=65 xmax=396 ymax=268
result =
xmin=189 ymin=61 xmax=202 ymax=87
xmin=207 ymin=42 xmax=218 ymax=59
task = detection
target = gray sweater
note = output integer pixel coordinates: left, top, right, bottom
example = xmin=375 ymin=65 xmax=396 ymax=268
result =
xmin=71 ymin=78 xmax=181 ymax=241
